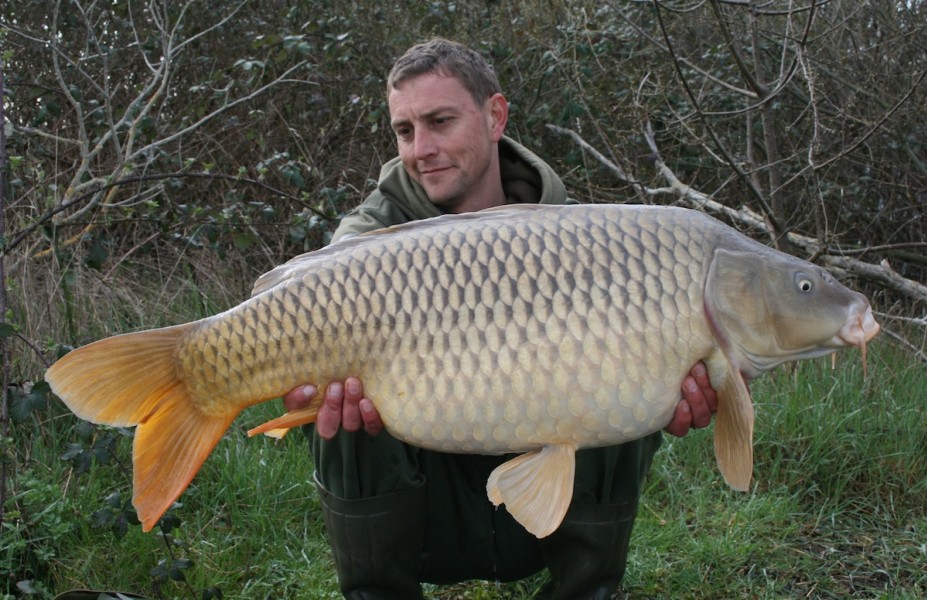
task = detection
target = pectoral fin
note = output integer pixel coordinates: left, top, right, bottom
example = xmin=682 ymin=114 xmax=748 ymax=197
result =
xmin=710 ymin=358 xmax=755 ymax=491
xmin=486 ymin=443 xmax=577 ymax=538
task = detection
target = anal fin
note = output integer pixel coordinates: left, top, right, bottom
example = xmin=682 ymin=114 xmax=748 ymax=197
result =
xmin=247 ymin=404 xmax=321 ymax=438
xmin=486 ymin=443 xmax=577 ymax=538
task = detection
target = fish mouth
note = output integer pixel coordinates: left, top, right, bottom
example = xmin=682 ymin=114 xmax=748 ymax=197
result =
xmin=833 ymin=304 xmax=880 ymax=375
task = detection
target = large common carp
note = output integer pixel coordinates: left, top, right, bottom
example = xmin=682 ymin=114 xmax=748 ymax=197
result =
xmin=45 ymin=204 xmax=879 ymax=537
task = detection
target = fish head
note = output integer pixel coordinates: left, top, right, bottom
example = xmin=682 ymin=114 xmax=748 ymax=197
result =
xmin=705 ymin=247 xmax=880 ymax=377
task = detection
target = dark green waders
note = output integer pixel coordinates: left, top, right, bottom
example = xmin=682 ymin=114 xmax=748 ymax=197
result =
xmin=308 ymin=425 xmax=661 ymax=600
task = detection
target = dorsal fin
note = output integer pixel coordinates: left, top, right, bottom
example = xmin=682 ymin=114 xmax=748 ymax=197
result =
xmin=251 ymin=205 xmax=557 ymax=297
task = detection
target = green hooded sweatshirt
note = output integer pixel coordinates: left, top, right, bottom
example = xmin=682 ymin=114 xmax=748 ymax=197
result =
xmin=332 ymin=136 xmax=570 ymax=241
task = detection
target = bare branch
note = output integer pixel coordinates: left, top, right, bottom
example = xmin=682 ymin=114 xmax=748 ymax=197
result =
xmin=544 ymin=124 xmax=639 ymax=186
xmin=33 ymin=0 xmax=315 ymax=240
xmin=820 ymin=256 xmax=927 ymax=303
xmin=128 ymin=61 xmax=314 ymax=165
xmin=4 ymin=171 xmax=326 ymax=258
xmin=651 ymin=0 xmax=783 ymax=237
xmin=775 ymin=65 xmax=927 ymax=195
xmin=548 ymin=123 xmax=927 ymax=306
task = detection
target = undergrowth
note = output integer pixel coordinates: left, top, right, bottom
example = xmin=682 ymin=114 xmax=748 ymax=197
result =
xmin=4 ymin=339 xmax=925 ymax=598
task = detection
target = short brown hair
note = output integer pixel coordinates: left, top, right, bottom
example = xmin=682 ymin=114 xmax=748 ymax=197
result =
xmin=387 ymin=38 xmax=502 ymax=106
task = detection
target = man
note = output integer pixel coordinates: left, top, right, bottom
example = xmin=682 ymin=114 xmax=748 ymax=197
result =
xmin=284 ymin=38 xmax=718 ymax=599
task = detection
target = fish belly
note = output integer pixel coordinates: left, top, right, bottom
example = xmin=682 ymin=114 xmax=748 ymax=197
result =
xmin=177 ymin=205 xmax=718 ymax=453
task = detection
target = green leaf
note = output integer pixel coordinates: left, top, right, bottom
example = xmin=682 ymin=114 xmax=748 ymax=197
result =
xmin=0 ymin=322 xmax=16 ymax=338
xmin=231 ymin=231 xmax=255 ymax=251
xmin=201 ymin=587 xmax=224 ymax=600
xmin=113 ymin=513 xmax=129 ymax=539
xmin=84 ymin=235 xmax=109 ymax=270
xmin=11 ymin=385 xmax=48 ymax=422
xmin=91 ymin=444 xmax=112 ymax=465
xmin=158 ymin=511 xmax=181 ymax=534
xmin=91 ymin=507 xmax=114 ymax=528
xmin=54 ymin=343 xmax=75 ymax=360
xmin=151 ymin=559 xmax=170 ymax=583
xmin=74 ymin=419 xmax=94 ymax=442
xmin=60 ymin=442 xmax=85 ymax=461
xmin=61 ymin=442 xmax=94 ymax=473
xmin=62 ymin=270 xmax=77 ymax=288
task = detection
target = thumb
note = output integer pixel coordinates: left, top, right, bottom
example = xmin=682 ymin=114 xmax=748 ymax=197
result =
xmin=283 ymin=384 xmax=318 ymax=411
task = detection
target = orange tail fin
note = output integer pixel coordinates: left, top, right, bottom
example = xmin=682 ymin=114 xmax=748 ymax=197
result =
xmin=45 ymin=324 xmax=239 ymax=532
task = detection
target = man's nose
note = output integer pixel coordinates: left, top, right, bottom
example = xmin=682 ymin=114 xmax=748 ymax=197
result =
xmin=414 ymin=129 xmax=437 ymax=160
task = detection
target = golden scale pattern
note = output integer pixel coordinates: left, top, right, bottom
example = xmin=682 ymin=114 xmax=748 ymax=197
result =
xmin=178 ymin=206 xmax=719 ymax=454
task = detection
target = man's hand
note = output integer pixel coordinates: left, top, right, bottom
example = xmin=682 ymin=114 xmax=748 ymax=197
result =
xmin=282 ymin=377 xmax=384 ymax=440
xmin=664 ymin=361 xmax=719 ymax=438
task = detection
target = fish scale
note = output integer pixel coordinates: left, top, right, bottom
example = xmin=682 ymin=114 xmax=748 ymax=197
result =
xmin=45 ymin=203 xmax=879 ymax=535
xmin=177 ymin=205 xmax=711 ymax=453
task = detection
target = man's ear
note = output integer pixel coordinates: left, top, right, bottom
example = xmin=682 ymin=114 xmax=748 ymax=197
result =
xmin=487 ymin=93 xmax=509 ymax=141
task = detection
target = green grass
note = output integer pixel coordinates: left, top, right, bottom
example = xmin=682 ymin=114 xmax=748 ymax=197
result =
xmin=6 ymin=340 xmax=926 ymax=599
xmin=626 ymin=344 xmax=927 ymax=599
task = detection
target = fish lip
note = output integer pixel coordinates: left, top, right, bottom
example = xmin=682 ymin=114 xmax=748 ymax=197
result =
xmin=833 ymin=304 xmax=880 ymax=377
xmin=835 ymin=304 xmax=880 ymax=349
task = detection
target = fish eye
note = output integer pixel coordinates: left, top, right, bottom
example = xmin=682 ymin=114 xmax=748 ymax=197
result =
xmin=795 ymin=272 xmax=813 ymax=292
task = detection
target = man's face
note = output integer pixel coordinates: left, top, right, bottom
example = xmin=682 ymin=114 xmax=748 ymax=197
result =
xmin=388 ymin=72 xmax=507 ymax=213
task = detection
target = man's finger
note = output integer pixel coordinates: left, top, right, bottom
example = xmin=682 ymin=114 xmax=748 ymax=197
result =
xmin=359 ymin=398 xmax=384 ymax=436
xmin=341 ymin=377 xmax=364 ymax=433
xmin=690 ymin=362 xmax=718 ymax=413
xmin=316 ymin=381 xmax=345 ymax=440
xmin=682 ymin=375 xmax=712 ymax=429
xmin=664 ymin=400 xmax=692 ymax=438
